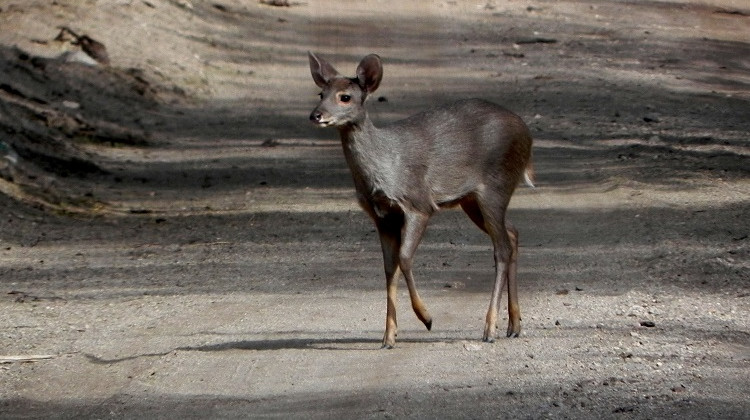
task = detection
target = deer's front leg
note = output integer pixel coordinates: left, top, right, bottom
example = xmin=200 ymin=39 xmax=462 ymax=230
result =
xmin=383 ymin=266 xmax=400 ymax=349
xmin=375 ymin=212 xmax=404 ymax=349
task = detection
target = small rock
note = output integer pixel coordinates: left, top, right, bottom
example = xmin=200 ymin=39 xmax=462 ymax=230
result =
xmin=176 ymin=0 xmax=193 ymax=9
xmin=463 ymin=341 xmax=483 ymax=351
xmin=640 ymin=320 xmax=656 ymax=328
xmin=612 ymin=406 xmax=635 ymax=413
xmin=1 ymin=141 xmax=19 ymax=164
xmin=62 ymin=100 xmax=80 ymax=109
xmin=59 ymin=50 xmax=99 ymax=66
xmin=671 ymin=384 xmax=687 ymax=393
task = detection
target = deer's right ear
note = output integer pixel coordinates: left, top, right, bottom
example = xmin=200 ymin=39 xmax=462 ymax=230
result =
xmin=309 ymin=51 xmax=339 ymax=88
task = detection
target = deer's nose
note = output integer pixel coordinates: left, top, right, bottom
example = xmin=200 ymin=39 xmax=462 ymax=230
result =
xmin=310 ymin=111 xmax=323 ymax=123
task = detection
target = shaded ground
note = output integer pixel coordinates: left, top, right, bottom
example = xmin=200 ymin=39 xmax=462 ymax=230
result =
xmin=1 ymin=0 xmax=748 ymax=418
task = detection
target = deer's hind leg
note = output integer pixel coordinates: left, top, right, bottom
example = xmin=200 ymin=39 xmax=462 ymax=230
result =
xmin=504 ymin=221 xmax=521 ymax=338
xmin=460 ymin=195 xmax=489 ymax=234
xmin=399 ymin=211 xmax=432 ymax=331
xmin=465 ymin=192 xmax=521 ymax=342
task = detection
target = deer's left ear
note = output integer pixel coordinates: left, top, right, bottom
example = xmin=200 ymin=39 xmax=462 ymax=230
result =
xmin=356 ymin=54 xmax=383 ymax=94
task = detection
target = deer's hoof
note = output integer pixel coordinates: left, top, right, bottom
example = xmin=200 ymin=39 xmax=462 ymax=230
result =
xmin=506 ymin=317 xmax=521 ymax=338
xmin=506 ymin=323 xmax=521 ymax=338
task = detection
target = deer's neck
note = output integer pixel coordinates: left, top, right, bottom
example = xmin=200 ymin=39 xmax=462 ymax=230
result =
xmin=337 ymin=116 xmax=402 ymax=199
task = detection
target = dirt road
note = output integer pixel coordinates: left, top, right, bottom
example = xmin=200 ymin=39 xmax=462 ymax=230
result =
xmin=1 ymin=1 xmax=748 ymax=418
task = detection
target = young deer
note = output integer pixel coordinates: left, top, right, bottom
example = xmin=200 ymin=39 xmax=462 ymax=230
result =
xmin=308 ymin=52 xmax=534 ymax=348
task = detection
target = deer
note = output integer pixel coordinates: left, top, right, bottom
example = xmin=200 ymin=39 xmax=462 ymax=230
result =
xmin=308 ymin=52 xmax=534 ymax=348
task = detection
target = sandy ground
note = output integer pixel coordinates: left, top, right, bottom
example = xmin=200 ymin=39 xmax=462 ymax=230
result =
xmin=0 ymin=0 xmax=749 ymax=418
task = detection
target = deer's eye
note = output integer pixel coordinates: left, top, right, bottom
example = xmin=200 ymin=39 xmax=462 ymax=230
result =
xmin=339 ymin=94 xmax=352 ymax=103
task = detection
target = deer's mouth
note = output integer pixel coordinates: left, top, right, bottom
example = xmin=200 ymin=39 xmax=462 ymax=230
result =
xmin=312 ymin=119 xmax=335 ymax=127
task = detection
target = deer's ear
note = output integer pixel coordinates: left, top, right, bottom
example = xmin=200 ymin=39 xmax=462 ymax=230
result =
xmin=356 ymin=54 xmax=383 ymax=94
xmin=309 ymin=51 xmax=340 ymax=88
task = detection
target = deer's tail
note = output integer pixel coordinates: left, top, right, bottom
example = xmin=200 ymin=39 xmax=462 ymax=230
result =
xmin=523 ymin=159 xmax=535 ymax=188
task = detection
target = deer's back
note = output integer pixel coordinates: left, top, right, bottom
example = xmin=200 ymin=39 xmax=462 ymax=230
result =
xmin=379 ymin=99 xmax=532 ymax=206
